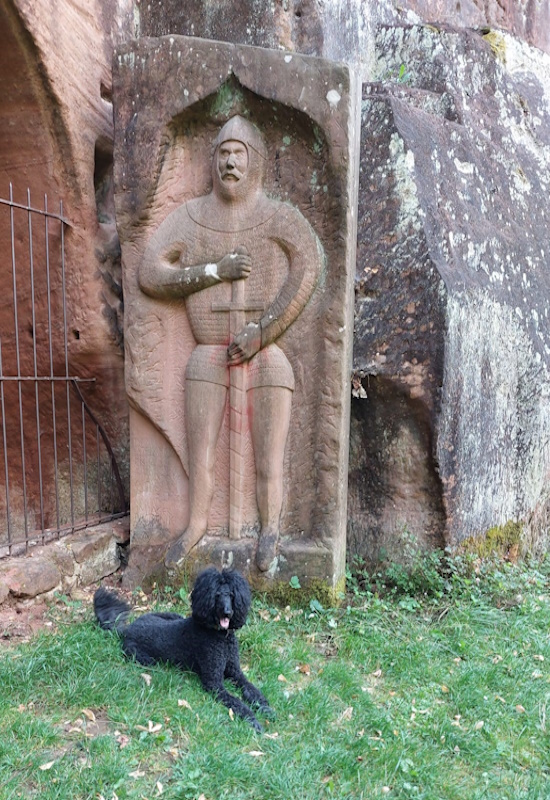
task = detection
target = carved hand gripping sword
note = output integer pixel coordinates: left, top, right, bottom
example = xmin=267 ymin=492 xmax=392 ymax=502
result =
xmin=213 ymin=266 xmax=262 ymax=539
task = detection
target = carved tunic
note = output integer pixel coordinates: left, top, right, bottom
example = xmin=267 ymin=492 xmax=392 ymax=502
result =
xmin=139 ymin=194 xmax=322 ymax=390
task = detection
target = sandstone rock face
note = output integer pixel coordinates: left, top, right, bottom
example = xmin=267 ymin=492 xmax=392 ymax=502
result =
xmin=134 ymin=0 xmax=550 ymax=79
xmin=376 ymin=0 xmax=550 ymax=57
xmin=351 ymin=25 xmax=550 ymax=560
xmin=134 ymin=0 xmax=372 ymax=70
xmin=0 ymin=0 xmax=132 ymax=543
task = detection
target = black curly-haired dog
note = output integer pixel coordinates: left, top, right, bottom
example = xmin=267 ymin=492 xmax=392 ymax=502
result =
xmin=93 ymin=568 xmax=272 ymax=731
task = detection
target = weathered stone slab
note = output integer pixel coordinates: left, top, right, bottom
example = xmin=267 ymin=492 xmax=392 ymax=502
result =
xmin=351 ymin=25 xmax=550 ymax=560
xmin=69 ymin=526 xmax=121 ymax=585
xmin=0 ymin=557 xmax=62 ymax=599
xmin=0 ymin=522 xmax=123 ymax=604
xmin=113 ymin=36 xmax=358 ymax=590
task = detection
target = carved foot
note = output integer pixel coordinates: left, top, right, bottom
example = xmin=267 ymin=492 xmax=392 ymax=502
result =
xmin=165 ymin=528 xmax=203 ymax=568
xmin=256 ymin=530 xmax=279 ymax=572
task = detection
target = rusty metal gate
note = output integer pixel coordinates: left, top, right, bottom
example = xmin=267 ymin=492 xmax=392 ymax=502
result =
xmin=0 ymin=185 xmax=127 ymax=557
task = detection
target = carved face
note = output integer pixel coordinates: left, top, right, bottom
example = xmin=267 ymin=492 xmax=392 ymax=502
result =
xmin=217 ymin=140 xmax=249 ymax=186
xmin=212 ymin=118 xmax=266 ymax=204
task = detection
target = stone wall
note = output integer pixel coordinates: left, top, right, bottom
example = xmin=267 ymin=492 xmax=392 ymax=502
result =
xmin=1 ymin=0 xmax=550 ymax=578
xmin=351 ymin=25 xmax=550 ymax=560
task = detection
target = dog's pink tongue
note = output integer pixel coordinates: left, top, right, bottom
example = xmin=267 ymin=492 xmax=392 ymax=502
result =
xmin=220 ymin=617 xmax=230 ymax=630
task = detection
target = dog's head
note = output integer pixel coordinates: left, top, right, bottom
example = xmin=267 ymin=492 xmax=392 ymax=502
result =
xmin=190 ymin=568 xmax=251 ymax=631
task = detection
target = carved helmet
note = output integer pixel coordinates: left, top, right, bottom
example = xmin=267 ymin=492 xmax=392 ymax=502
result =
xmin=212 ymin=115 xmax=267 ymax=201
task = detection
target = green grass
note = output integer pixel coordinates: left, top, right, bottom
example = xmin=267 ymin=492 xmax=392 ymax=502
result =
xmin=1 ymin=558 xmax=550 ymax=800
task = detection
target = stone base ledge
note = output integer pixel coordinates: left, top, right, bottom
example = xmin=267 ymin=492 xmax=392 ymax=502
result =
xmin=123 ymin=534 xmax=342 ymax=601
xmin=0 ymin=518 xmax=129 ymax=604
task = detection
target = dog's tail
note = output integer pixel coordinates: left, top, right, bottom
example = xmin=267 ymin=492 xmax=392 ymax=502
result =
xmin=93 ymin=586 xmax=131 ymax=633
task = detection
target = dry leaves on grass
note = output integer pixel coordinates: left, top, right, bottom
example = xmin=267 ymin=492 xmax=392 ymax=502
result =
xmin=136 ymin=720 xmax=162 ymax=733
xmin=334 ymin=707 xmax=354 ymax=726
xmin=114 ymin=731 xmax=130 ymax=749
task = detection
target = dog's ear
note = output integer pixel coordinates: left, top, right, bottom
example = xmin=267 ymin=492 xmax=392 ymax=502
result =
xmin=225 ymin=571 xmax=251 ymax=629
xmin=190 ymin=567 xmax=220 ymax=626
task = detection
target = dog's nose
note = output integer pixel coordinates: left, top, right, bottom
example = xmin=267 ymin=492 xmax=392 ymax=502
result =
xmin=222 ymin=599 xmax=233 ymax=617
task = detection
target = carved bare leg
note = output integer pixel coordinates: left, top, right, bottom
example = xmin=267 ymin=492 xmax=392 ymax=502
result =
xmin=249 ymin=386 xmax=292 ymax=572
xmin=165 ymin=379 xmax=226 ymax=567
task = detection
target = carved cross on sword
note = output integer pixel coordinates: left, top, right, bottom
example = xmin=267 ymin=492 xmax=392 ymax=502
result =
xmin=212 ymin=277 xmax=262 ymax=539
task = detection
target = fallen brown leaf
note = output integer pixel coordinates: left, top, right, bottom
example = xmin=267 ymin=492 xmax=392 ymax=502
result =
xmin=371 ymin=669 xmax=382 ymax=678
xmin=338 ymin=707 xmax=353 ymax=723
xmin=136 ymin=721 xmax=162 ymax=733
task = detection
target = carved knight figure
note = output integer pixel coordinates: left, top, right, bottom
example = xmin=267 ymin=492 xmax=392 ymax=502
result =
xmin=139 ymin=115 xmax=323 ymax=571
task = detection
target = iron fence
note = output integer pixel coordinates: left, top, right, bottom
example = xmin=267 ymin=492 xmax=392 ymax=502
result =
xmin=0 ymin=185 xmax=127 ymax=556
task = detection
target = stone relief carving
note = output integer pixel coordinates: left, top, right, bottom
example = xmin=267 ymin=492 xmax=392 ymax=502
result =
xmin=138 ymin=116 xmax=323 ymax=571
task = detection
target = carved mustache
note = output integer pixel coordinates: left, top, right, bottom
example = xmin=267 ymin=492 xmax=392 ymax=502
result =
xmin=221 ymin=167 xmax=244 ymax=181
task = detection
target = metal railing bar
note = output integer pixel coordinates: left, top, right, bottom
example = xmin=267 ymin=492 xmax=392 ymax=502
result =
xmin=96 ymin=424 xmax=102 ymax=513
xmin=60 ymin=199 xmax=75 ymax=532
xmin=0 ymin=511 xmax=129 ymax=557
xmin=9 ymin=183 xmax=29 ymax=544
xmin=0 ymin=341 xmax=12 ymax=550
xmin=0 ymin=186 xmax=129 ymax=555
xmin=81 ymin=400 xmax=88 ymax=521
xmin=44 ymin=194 xmax=61 ymax=534
xmin=28 ymin=189 xmax=46 ymax=539
xmin=44 ymin=194 xmax=63 ymax=529
xmin=0 ymin=376 xmax=96 ymax=382
xmin=0 ymin=195 xmax=70 ymax=225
